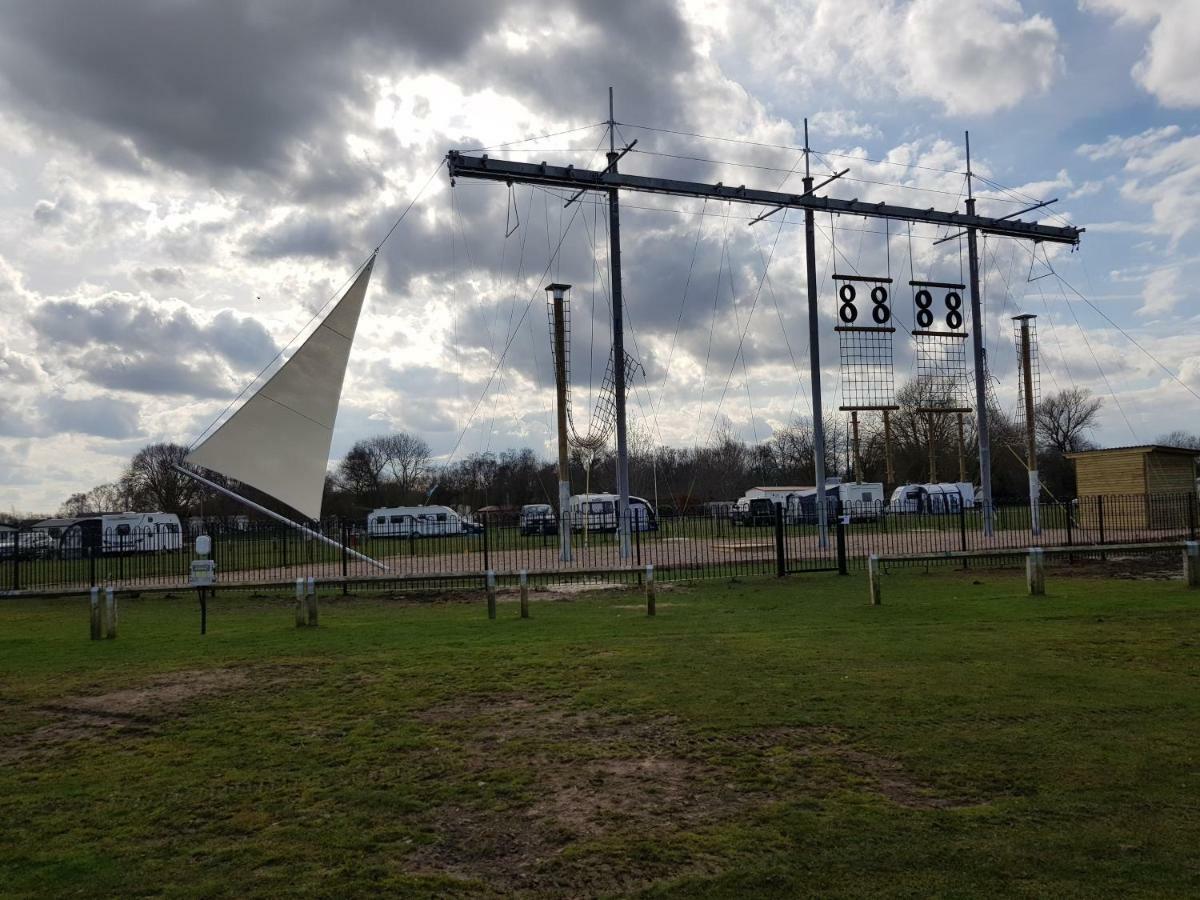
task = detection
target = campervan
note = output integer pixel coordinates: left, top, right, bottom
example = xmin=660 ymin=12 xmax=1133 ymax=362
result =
xmin=569 ymin=493 xmax=657 ymax=533
xmin=367 ymin=506 xmax=479 ymax=538
xmin=888 ymin=483 xmax=976 ymax=515
xmin=519 ymin=503 xmax=557 ymax=536
xmin=731 ymin=486 xmax=811 ymax=526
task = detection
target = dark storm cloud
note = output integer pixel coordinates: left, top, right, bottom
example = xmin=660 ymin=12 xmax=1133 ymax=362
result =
xmin=0 ymin=0 xmax=695 ymax=182
xmin=28 ymin=296 xmax=277 ymax=370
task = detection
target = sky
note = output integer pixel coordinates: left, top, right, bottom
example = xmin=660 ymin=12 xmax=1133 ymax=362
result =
xmin=1 ymin=0 xmax=1199 ymax=515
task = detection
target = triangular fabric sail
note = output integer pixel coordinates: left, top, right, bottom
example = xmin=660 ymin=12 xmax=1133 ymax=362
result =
xmin=186 ymin=257 xmax=375 ymax=520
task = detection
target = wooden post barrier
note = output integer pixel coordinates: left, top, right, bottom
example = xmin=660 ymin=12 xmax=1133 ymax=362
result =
xmin=486 ymin=570 xmax=497 ymax=620
xmin=295 ymin=578 xmax=306 ymax=627
xmin=867 ymin=554 xmax=882 ymax=606
xmin=645 ymin=564 xmax=656 ymax=616
xmin=306 ymin=576 xmax=318 ymax=627
xmin=1026 ymin=547 xmax=1045 ymax=596
xmin=89 ymin=586 xmax=102 ymax=640
xmin=105 ymin=586 xmax=117 ymax=639
xmin=519 ymin=570 xmax=530 ymax=619
xmin=1185 ymin=541 xmax=1199 ymax=588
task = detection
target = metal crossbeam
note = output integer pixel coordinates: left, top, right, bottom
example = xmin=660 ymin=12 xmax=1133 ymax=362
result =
xmin=445 ymin=151 xmax=1083 ymax=245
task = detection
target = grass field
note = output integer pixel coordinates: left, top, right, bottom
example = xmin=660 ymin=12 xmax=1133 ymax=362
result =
xmin=2 ymin=569 xmax=1198 ymax=898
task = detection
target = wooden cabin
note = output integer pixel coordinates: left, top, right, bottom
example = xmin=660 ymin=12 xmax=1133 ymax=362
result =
xmin=1065 ymin=445 xmax=1199 ymax=530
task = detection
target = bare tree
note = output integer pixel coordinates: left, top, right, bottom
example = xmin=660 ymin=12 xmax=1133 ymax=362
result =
xmin=1156 ymin=430 xmax=1200 ymax=450
xmin=373 ymin=433 xmax=431 ymax=502
xmin=123 ymin=443 xmax=201 ymax=514
xmin=1035 ymin=388 xmax=1103 ymax=453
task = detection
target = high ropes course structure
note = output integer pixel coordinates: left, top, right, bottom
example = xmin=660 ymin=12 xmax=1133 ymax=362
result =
xmin=175 ymin=87 xmax=1200 ymax=568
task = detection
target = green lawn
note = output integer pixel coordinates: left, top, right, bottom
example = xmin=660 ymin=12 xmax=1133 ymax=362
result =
xmin=1 ymin=570 xmax=1197 ymax=898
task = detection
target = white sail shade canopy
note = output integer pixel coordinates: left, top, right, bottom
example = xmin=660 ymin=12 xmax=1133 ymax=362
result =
xmin=186 ymin=257 xmax=375 ymax=520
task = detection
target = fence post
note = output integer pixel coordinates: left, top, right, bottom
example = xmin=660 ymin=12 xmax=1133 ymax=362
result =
xmin=774 ymin=502 xmax=786 ymax=578
xmin=1066 ymin=501 xmax=1074 ymax=546
xmin=11 ymin=527 xmax=19 ymax=592
xmin=635 ymin=514 xmax=642 ymax=568
xmin=867 ymin=554 xmax=882 ymax=606
xmin=89 ymin=586 xmax=102 ymax=640
xmin=1184 ymin=541 xmax=1199 ymax=589
xmin=958 ymin=501 xmax=968 ymax=568
xmin=645 ymin=564 xmax=656 ymax=616
xmin=519 ymin=569 xmax=529 ymax=618
xmin=1189 ymin=494 xmax=1197 ymax=542
xmin=482 ymin=513 xmax=490 ymax=574
xmin=105 ymin=586 xmax=117 ymax=639
xmin=306 ymin=576 xmax=318 ymax=627
xmin=341 ymin=522 xmax=349 ymax=595
xmin=295 ymin=578 xmax=306 ymax=627
xmin=1026 ymin=547 xmax=1045 ymax=596
xmin=486 ymin=569 xmax=496 ymax=619
xmin=1097 ymin=496 xmax=1106 ymax=545
xmin=836 ymin=518 xmax=848 ymax=576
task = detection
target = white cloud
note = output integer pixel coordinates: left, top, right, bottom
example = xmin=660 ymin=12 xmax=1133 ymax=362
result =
xmin=1082 ymin=0 xmax=1200 ymax=107
xmin=1139 ymin=265 xmax=1182 ymax=315
xmin=703 ymin=0 xmax=1061 ymax=116
xmin=1077 ymin=124 xmax=1180 ymax=160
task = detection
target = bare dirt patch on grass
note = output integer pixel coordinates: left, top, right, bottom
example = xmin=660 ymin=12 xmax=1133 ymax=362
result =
xmin=5 ymin=667 xmax=283 ymax=761
xmin=408 ymin=695 xmax=982 ymax=893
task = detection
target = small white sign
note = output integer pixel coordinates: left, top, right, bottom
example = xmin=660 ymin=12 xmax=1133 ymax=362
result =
xmin=189 ymin=559 xmax=216 ymax=587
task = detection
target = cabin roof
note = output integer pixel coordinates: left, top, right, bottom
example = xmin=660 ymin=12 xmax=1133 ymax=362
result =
xmin=1064 ymin=444 xmax=1200 ymax=459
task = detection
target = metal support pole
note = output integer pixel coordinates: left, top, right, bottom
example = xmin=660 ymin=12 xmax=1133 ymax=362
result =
xmin=965 ymin=132 xmax=994 ymax=537
xmin=850 ymin=411 xmax=863 ymax=483
xmin=1016 ymin=314 xmax=1041 ymax=536
xmin=607 ymin=88 xmax=631 ymax=561
xmin=927 ymin=413 xmax=938 ymax=483
xmin=956 ymin=412 xmax=968 ymax=483
xmin=883 ymin=409 xmax=896 ymax=487
xmin=547 ymin=284 xmax=574 ymax=562
xmin=803 ymin=119 xmax=829 ymax=549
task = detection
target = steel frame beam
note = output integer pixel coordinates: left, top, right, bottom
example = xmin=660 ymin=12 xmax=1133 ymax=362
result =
xmin=445 ymin=151 xmax=1083 ymax=245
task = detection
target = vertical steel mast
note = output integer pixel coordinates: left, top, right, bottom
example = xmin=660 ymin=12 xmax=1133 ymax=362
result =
xmin=964 ymin=131 xmax=994 ymax=536
xmin=607 ymin=87 xmax=632 ymax=559
xmin=803 ymin=119 xmax=830 ymax=548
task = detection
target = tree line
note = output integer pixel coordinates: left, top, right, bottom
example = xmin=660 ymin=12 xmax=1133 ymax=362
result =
xmin=38 ymin=385 xmax=1194 ymax=526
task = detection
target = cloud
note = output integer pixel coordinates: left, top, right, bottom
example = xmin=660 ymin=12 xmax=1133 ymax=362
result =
xmin=1077 ymin=124 xmax=1181 ymax=160
xmin=41 ymin=396 xmax=141 ymax=439
xmin=1139 ymin=265 xmax=1183 ymax=315
xmin=712 ymin=0 xmax=1061 ymax=116
xmin=1082 ymin=0 xmax=1200 ymax=107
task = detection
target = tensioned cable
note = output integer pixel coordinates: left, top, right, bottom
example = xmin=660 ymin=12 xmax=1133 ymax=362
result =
xmin=616 ymin=121 xmax=965 ymax=175
xmin=1050 ymin=247 xmax=1200 ymax=406
xmin=460 ymin=122 xmax=607 ymax=153
xmin=189 ymin=158 xmax=445 ymax=449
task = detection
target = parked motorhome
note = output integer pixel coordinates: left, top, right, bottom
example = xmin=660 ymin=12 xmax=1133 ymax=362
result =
xmin=569 ymin=493 xmax=657 ymax=532
xmin=888 ymin=483 xmax=976 ymax=515
xmin=367 ymin=505 xmax=480 ymax=537
xmin=519 ymin=503 xmax=557 ymax=536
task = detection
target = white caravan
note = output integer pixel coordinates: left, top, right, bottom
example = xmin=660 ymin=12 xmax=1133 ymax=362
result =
xmin=56 ymin=512 xmax=183 ymax=554
xmin=569 ymin=493 xmax=657 ymax=533
xmin=888 ymin=483 xmax=976 ymax=515
xmin=367 ymin=505 xmax=478 ymax=538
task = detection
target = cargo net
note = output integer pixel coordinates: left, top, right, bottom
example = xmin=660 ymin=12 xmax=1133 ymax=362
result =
xmin=546 ymin=291 xmax=641 ymax=452
xmin=911 ymin=280 xmax=972 ymax=412
xmin=1012 ymin=315 xmax=1040 ymax=436
xmin=833 ymin=274 xmax=898 ymax=412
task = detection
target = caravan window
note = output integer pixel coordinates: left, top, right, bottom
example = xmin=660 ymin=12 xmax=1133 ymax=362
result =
xmin=116 ymin=524 xmax=131 ymax=536
xmin=165 ymin=523 xmax=179 ymax=533
xmin=436 ymin=513 xmax=447 ymax=522
xmin=587 ymin=501 xmax=613 ymax=514
xmin=862 ymin=492 xmax=873 ymax=502
xmin=389 ymin=516 xmax=406 ymax=524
